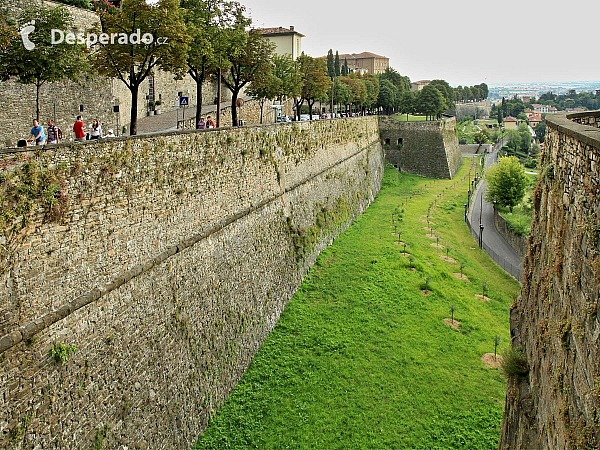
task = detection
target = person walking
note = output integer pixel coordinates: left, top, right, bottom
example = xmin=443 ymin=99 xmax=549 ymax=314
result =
xmin=46 ymin=119 xmax=60 ymax=145
xmin=27 ymin=119 xmax=46 ymax=145
xmin=89 ymin=119 xmax=102 ymax=139
xmin=73 ymin=116 xmax=86 ymax=142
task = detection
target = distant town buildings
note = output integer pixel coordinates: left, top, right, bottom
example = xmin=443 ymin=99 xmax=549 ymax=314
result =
xmin=410 ymin=80 xmax=431 ymax=92
xmin=335 ymin=52 xmax=390 ymax=75
xmin=256 ymin=26 xmax=304 ymax=60
xmin=503 ymin=116 xmax=519 ymax=130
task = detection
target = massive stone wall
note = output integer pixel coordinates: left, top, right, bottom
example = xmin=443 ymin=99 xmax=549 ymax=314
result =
xmin=450 ymin=100 xmax=492 ymax=120
xmin=378 ymin=115 xmax=462 ymax=179
xmin=500 ymin=112 xmax=600 ymax=449
xmin=0 ymin=116 xmax=383 ymax=449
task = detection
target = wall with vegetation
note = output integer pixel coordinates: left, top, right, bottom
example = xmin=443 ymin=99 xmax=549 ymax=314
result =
xmin=493 ymin=209 xmax=528 ymax=257
xmin=500 ymin=112 xmax=600 ymax=449
xmin=379 ymin=115 xmax=461 ymax=179
xmin=0 ymin=117 xmax=383 ymax=448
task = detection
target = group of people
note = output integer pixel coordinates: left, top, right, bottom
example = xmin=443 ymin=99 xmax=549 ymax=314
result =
xmin=197 ymin=115 xmax=215 ymax=130
xmin=25 ymin=116 xmax=116 ymax=146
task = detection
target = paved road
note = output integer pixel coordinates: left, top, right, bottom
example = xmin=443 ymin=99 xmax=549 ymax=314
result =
xmin=470 ymin=141 xmax=523 ymax=278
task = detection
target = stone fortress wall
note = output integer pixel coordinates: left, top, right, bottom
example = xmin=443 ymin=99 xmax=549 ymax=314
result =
xmin=0 ymin=116 xmax=385 ymax=449
xmin=378 ymin=115 xmax=462 ymax=179
xmin=500 ymin=111 xmax=600 ymax=449
xmin=450 ymin=100 xmax=492 ymax=120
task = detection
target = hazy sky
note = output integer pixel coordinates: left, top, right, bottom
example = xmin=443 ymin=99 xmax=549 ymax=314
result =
xmin=241 ymin=0 xmax=600 ymax=86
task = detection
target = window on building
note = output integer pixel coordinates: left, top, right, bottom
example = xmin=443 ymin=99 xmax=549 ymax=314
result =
xmin=398 ymin=138 xmax=403 ymax=147
xmin=385 ymin=138 xmax=390 ymax=145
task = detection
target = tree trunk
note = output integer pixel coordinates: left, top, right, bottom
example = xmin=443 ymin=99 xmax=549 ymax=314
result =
xmin=259 ymin=100 xmax=264 ymax=124
xmin=130 ymin=85 xmax=139 ymax=136
xmin=230 ymin=92 xmax=238 ymax=127
xmin=195 ymin=75 xmax=203 ymax=129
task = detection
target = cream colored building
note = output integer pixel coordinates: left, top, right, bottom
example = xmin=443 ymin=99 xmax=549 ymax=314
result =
xmin=337 ymin=52 xmax=390 ymax=75
xmin=257 ymin=26 xmax=304 ymax=60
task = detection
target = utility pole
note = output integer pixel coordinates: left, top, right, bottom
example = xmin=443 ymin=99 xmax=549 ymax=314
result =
xmin=331 ymin=76 xmax=334 ymax=118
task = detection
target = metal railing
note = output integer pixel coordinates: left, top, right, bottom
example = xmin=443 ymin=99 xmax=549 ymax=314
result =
xmin=466 ymin=215 xmax=522 ymax=282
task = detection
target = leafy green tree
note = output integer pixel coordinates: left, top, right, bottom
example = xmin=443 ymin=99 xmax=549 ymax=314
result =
xmin=93 ymin=0 xmax=190 ymax=135
xmin=494 ymin=335 xmax=501 ymax=358
xmin=474 ymin=129 xmax=490 ymax=150
xmin=331 ymin=77 xmax=352 ymax=110
xmin=429 ymin=79 xmax=453 ymax=110
xmin=298 ymin=54 xmax=330 ymax=119
xmin=415 ymin=84 xmax=445 ymax=119
xmin=397 ymin=90 xmax=415 ymax=120
xmin=221 ymin=29 xmax=275 ymax=126
xmin=246 ymin=63 xmax=281 ymax=123
xmin=326 ymin=49 xmax=335 ymax=78
xmin=380 ymin=67 xmax=410 ymax=93
xmin=377 ymin=79 xmax=397 ymax=114
xmin=497 ymin=107 xmax=503 ymax=125
xmin=485 ymin=156 xmax=527 ymax=212
xmin=334 ymin=50 xmax=340 ymax=77
xmin=181 ymin=0 xmax=247 ymax=128
xmin=534 ymin=121 xmax=546 ymax=143
xmin=362 ymin=73 xmax=379 ymax=111
xmin=0 ymin=6 xmax=89 ymax=122
xmin=273 ymin=54 xmax=302 ymax=103
xmin=341 ymin=58 xmax=348 ymax=76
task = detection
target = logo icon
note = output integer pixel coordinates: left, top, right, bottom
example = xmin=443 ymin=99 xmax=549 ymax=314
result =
xmin=20 ymin=20 xmax=36 ymax=51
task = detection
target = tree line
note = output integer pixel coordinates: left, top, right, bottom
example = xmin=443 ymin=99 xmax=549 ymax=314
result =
xmin=0 ymin=0 xmax=488 ymax=135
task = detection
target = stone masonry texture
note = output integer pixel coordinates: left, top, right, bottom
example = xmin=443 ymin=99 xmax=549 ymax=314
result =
xmin=0 ymin=116 xmax=385 ymax=449
xmin=378 ymin=115 xmax=462 ymax=179
xmin=499 ymin=112 xmax=600 ymax=449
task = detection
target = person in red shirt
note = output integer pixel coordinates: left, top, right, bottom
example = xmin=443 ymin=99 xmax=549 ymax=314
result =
xmin=73 ymin=116 xmax=86 ymax=141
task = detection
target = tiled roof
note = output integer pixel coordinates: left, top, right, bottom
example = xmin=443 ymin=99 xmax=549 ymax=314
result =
xmin=256 ymin=27 xmax=305 ymax=37
xmin=504 ymin=116 xmax=518 ymax=122
xmin=337 ymin=52 xmax=388 ymax=60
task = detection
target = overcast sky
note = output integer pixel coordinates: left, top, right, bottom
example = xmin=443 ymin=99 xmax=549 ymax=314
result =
xmin=241 ymin=0 xmax=600 ymax=86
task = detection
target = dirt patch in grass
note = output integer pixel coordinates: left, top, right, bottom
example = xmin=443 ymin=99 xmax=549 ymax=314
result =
xmin=475 ymin=294 xmax=491 ymax=302
xmin=443 ymin=318 xmax=460 ymax=330
xmin=420 ymin=219 xmax=435 ymax=225
xmin=394 ymin=241 xmax=406 ymax=246
xmin=421 ymin=290 xmax=433 ymax=296
xmin=423 ymin=227 xmax=434 ymax=232
xmin=439 ymin=255 xmax=457 ymax=263
xmin=400 ymin=252 xmax=410 ymax=257
xmin=425 ymin=234 xmax=438 ymax=240
xmin=430 ymin=243 xmax=444 ymax=249
xmin=453 ymin=273 xmax=471 ymax=282
xmin=407 ymin=267 xmax=416 ymax=272
xmin=481 ymin=353 xmax=503 ymax=369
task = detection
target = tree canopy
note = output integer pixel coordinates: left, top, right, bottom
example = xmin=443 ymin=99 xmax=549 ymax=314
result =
xmin=0 ymin=6 xmax=89 ymax=121
xmin=92 ymin=0 xmax=190 ymax=135
xmin=485 ymin=156 xmax=527 ymax=212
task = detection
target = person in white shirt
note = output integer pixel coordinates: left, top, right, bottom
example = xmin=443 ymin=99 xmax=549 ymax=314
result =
xmin=89 ymin=119 xmax=102 ymax=139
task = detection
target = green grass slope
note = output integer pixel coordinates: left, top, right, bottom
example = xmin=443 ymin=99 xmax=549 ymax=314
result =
xmin=193 ymin=158 xmax=520 ymax=450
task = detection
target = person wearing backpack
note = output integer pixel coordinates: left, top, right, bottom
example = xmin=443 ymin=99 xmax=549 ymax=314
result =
xmin=47 ymin=119 xmax=60 ymax=145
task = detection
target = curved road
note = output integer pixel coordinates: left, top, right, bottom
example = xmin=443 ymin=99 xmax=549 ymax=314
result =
xmin=470 ymin=142 xmax=522 ymax=279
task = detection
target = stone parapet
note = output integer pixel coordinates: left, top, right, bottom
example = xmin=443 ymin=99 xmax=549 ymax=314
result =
xmin=500 ymin=111 xmax=600 ymax=449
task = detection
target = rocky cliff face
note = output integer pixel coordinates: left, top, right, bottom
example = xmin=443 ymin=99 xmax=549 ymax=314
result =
xmin=500 ymin=112 xmax=600 ymax=449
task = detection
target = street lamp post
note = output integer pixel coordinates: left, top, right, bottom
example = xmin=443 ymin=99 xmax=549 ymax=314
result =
xmin=464 ymin=203 xmax=468 ymax=222
xmin=479 ymin=224 xmax=484 ymax=248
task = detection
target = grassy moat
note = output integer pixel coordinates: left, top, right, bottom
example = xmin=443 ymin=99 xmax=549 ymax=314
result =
xmin=193 ymin=158 xmax=520 ymax=449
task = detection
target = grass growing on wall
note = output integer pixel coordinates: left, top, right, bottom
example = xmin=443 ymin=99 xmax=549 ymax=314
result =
xmin=193 ymin=159 xmax=520 ymax=449
xmin=394 ymin=114 xmax=430 ymax=122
